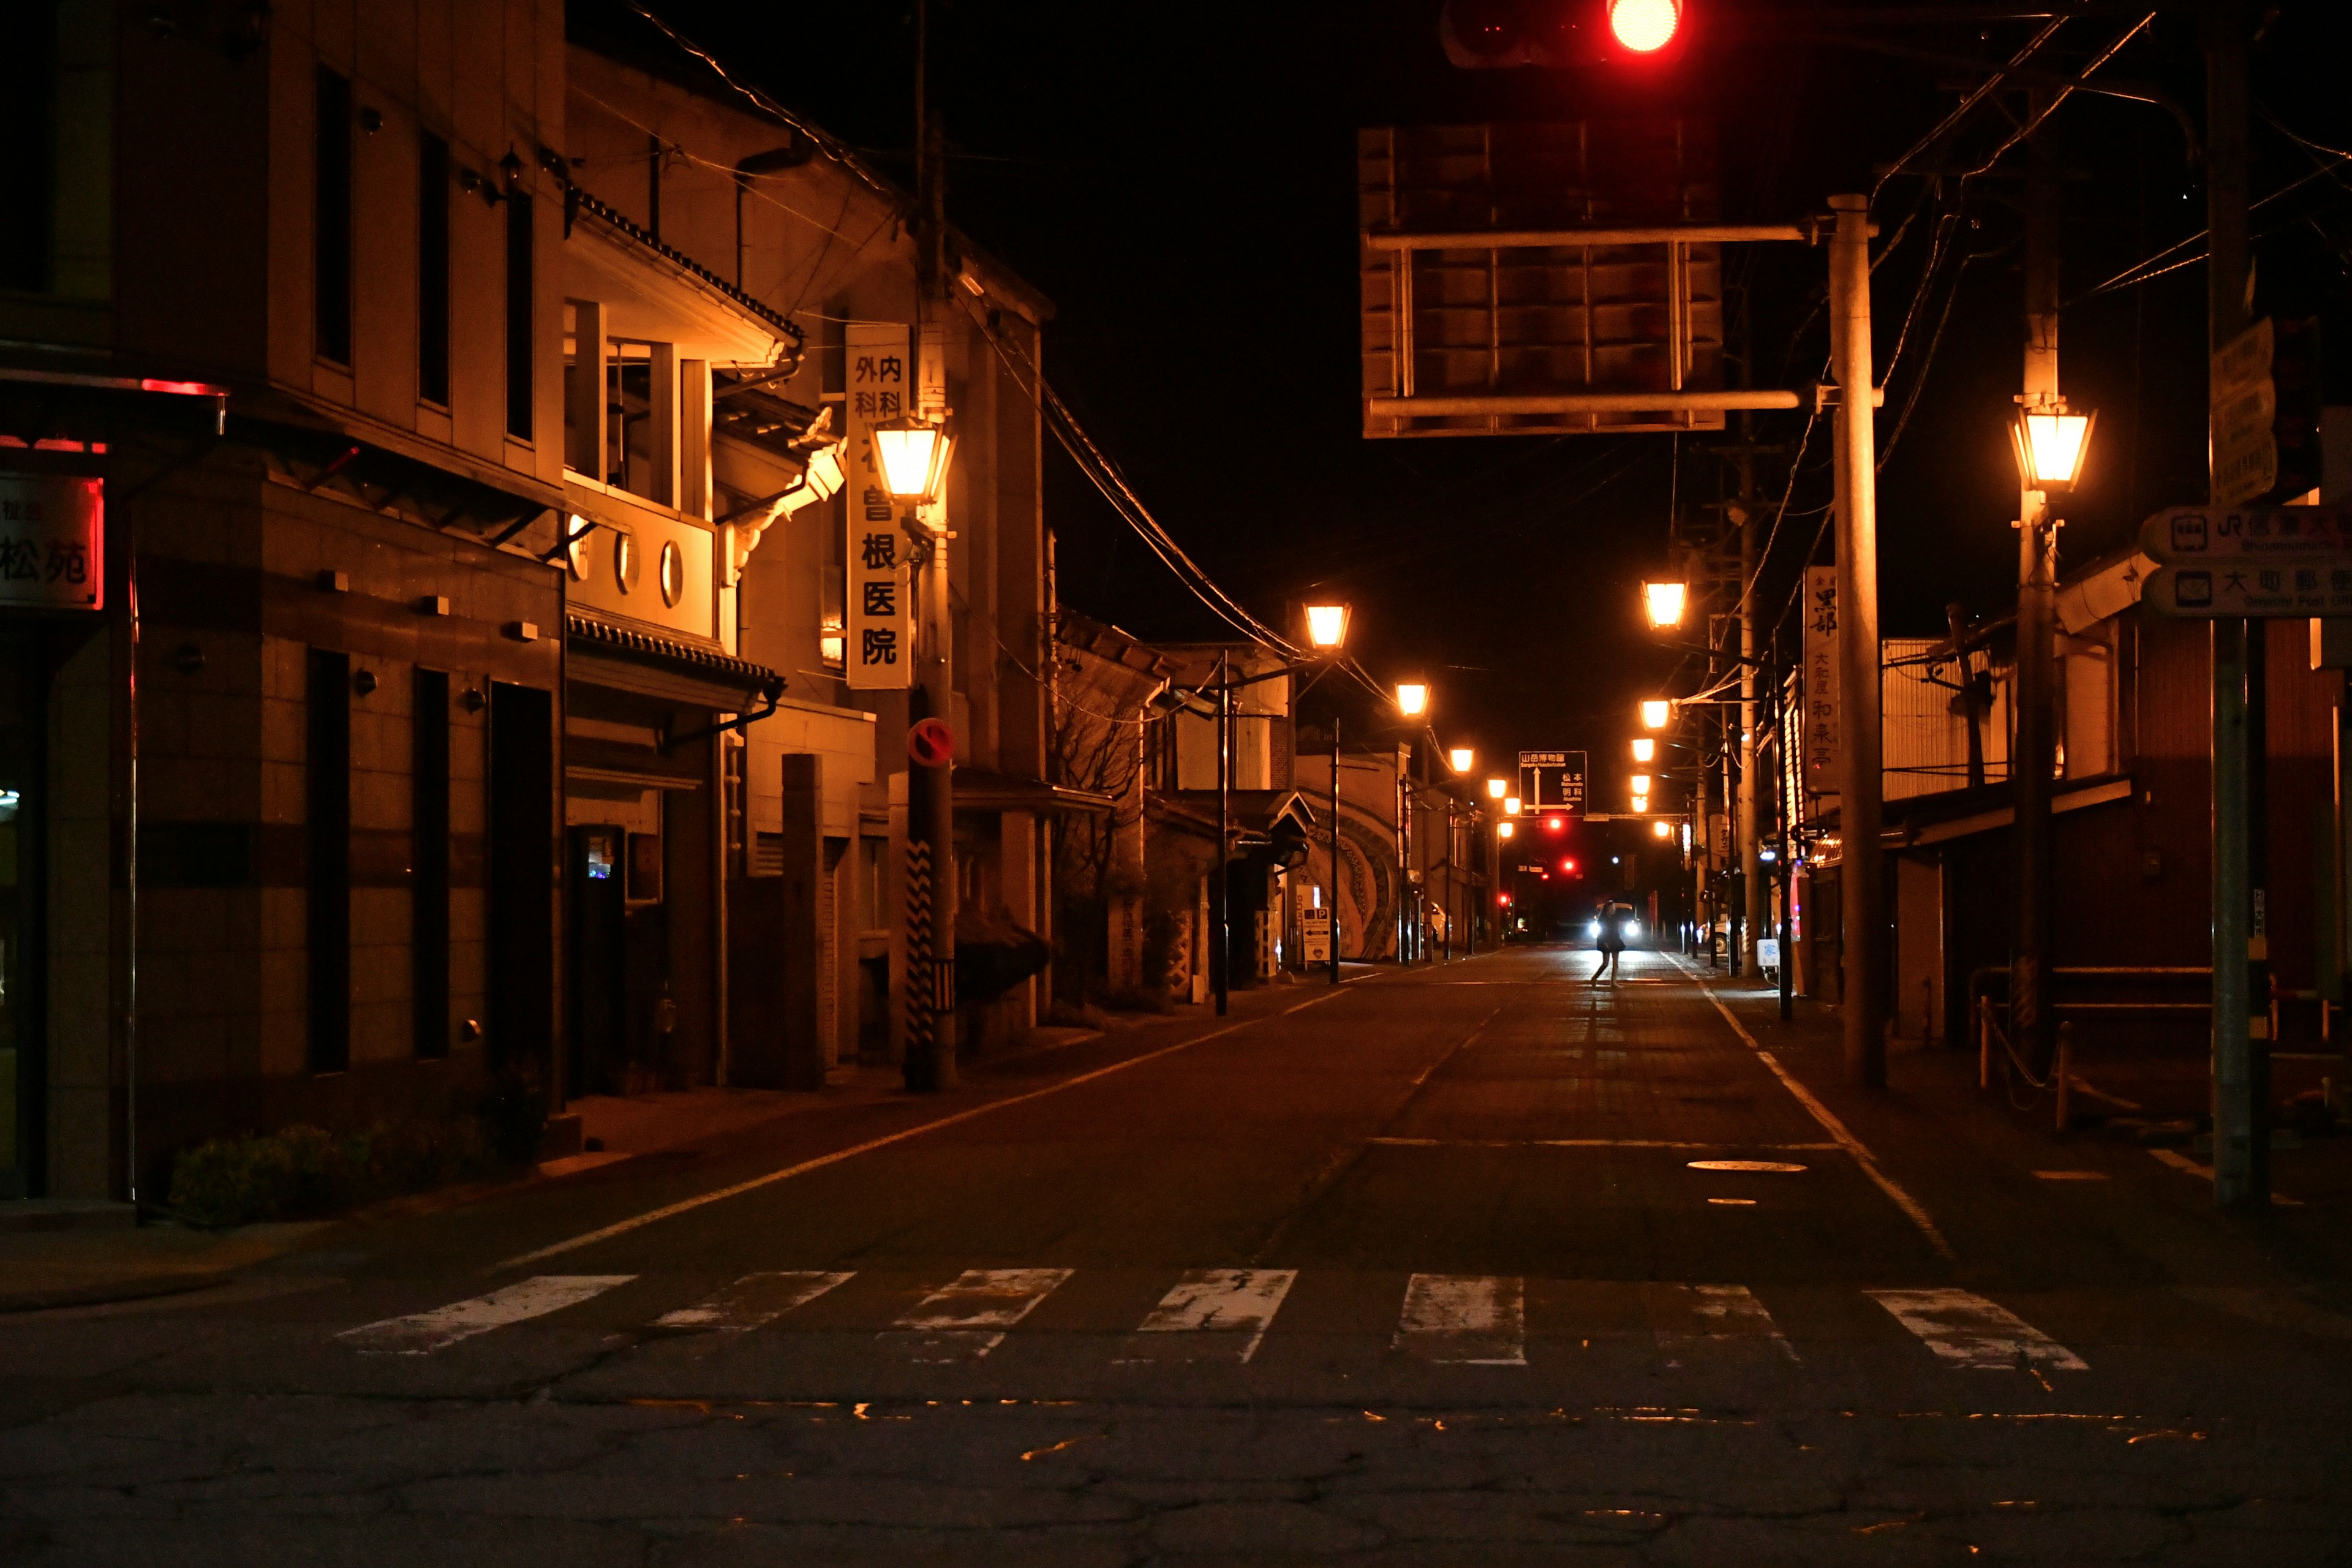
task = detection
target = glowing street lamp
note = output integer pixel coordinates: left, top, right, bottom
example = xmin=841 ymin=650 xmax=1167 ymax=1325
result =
xmin=1632 ymin=795 xmax=1649 ymax=813
xmin=1395 ymin=681 xmax=1429 ymax=718
xmin=873 ymin=415 xmax=954 ymax=502
xmin=1609 ymin=0 xmax=1683 ymax=52
xmin=1631 ymin=774 xmax=1653 ymax=796
xmin=1486 ymin=777 xmax=1508 ymax=799
xmin=1303 ymin=602 xmax=1352 ymax=651
xmin=1652 ymin=820 xmax=1673 ymax=839
xmin=1504 ymin=796 xmax=1521 ymax=815
xmin=1640 ymin=699 xmax=1672 ymax=730
xmin=1448 ymin=747 xmax=1474 ymax=773
xmin=2010 ymin=400 xmax=2097 ymax=495
xmin=1630 ymin=737 xmax=1655 ymax=763
xmin=1642 ymin=579 xmax=1688 ymax=630
xmin=1498 ymin=821 xmax=1515 ymax=840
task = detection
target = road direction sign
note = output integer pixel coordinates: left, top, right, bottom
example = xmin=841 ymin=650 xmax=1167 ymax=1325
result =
xmin=1301 ymin=906 xmax=1332 ymax=965
xmin=2145 ymin=560 xmax=2352 ymax=619
xmin=1519 ymin=750 xmax=1587 ymax=812
xmin=2141 ymin=505 xmax=2352 ymax=562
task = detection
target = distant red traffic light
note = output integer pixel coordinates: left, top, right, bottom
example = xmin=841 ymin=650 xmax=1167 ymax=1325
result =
xmin=1545 ymin=815 xmax=1566 ymax=833
xmin=1608 ymin=0 xmax=1681 ymax=52
xmin=1561 ymin=857 xmax=1578 ymax=875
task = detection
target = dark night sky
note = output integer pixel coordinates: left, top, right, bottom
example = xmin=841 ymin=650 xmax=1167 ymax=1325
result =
xmin=630 ymin=1 xmax=2351 ymax=803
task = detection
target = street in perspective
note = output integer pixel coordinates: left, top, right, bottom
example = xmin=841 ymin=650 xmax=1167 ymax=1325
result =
xmin=4 ymin=1 xmax=2351 ymax=1564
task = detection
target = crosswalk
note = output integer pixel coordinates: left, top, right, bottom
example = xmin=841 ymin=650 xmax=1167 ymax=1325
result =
xmin=336 ymin=1267 xmax=2095 ymax=1373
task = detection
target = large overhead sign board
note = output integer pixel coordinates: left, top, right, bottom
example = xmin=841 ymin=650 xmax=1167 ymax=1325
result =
xmin=1519 ymin=750 xmax=1586 ymax=812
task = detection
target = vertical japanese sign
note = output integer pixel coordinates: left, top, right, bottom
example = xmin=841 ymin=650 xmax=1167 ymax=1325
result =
xmin=844 ymin=322 xmax=913 ymax=690
xmin=0 ymin=474 xmax=103 ymax=610
xmin=1801 ymin=565 xmax=1839 ymax=794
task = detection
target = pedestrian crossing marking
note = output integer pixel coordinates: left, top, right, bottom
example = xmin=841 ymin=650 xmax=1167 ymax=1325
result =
xmin=652 ymin=1271 xmax=853 ymax=1333
xmin=1868 ymin=1287 xmax=2089 ymax=1371
xmin=1121 ymin=1267 xmax=1296 ymax=1363
xmin=1681 ymin=1283 xmax=1798 ymax=1360
xmin=1396 ymin=1273 xmax=1526 ymax=1365
xmin=338 ymin=1275 xmax=635 ymax=1355
xmin=879 ymin=1267 xmax=1074 ymax=1362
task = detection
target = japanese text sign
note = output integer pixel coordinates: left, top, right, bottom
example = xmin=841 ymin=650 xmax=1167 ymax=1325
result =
xmin=1518 ymin=750 xmax=1586 ymax=812
xmin=0 ymin=473 xmax=102 ymax=611
xmin=1801 ymin=566 xmax=1838 ymax=792
xmin=2146 ymin=561 xmax=2352 ymax=619
xmin=2139 ymin=505 xmax=2352 ymax=563
xmin=844 ymin=322 xmax=913 ymax=690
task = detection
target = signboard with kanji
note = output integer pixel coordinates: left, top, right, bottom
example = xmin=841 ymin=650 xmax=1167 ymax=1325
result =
xmin=843 ymin=322 xmax=913 ymax=690
xmin=1801 ymin=565 xmax=1838 ymax=793
xmin=1518 ymin=749 xmax=1586 ymax=812
xmin=0 ymin=473 xmax=103 ymax=610
xmin=2139 ymin=504 xmax=2352 ymax=562
xmin=2146 ymin=560 xmax=2352 ymax=619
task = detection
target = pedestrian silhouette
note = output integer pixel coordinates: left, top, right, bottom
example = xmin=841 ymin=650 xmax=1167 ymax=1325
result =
xmin=1591 ymin=899 xmax=1630 ymax=982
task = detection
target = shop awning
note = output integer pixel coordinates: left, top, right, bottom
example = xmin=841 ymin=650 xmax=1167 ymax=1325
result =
xmin=566 ymin=611 xmax=784 ymax=710
xmin=951 ymin=766 xmax=1115 ymax=816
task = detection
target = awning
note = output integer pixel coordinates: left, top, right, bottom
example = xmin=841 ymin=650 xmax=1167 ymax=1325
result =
xmin=566 ymin=611 xmax=784 ymax=710
xmin=951 ymin=766 xmax=1115 ymax=816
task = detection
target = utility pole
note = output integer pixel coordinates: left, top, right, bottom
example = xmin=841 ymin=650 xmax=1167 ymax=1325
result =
xmin=1829 ymin=192 xmax=1888 ymax=1088
xmin=2013 ymin=91 xmax=2062 ymax=1079
xmin=1214 ymin=650 xmax=1231 ymax=1016
xmin=903 ymin=0 xmax=957 ymax=1091
xmin=1330 ymin=716 xmax=1342 ymax=986
xmin=1739 ymin=458 xmax=1762 ymax=980
xmin=2205 ymin=0 xmax=2265 ymax=1207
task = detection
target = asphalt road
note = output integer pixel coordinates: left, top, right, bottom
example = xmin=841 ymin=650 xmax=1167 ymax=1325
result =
xmin=6 ymin=946 xmax=2350 ymax=1565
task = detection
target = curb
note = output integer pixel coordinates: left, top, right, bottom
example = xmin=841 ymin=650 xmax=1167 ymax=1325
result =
xmin=0 ymin=1270 xmax=232 ymax=1316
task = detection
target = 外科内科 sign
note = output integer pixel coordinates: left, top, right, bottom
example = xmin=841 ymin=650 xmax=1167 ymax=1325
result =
xmin=1518 ymin=749 xmax=1586 ymax=812
xmin=0 ymin=473 xmax=103 ymax=611
xmin=2145 ymin=560 xmax=2352 ymax=619
xmin=844 ymin=321 xmax=914 ymax=690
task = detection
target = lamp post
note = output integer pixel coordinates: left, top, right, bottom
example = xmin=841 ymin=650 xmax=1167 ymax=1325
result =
xmin=1643 ymin=579 xmax=1688 ymax=631
xmin=1394 ymin=681 xmax=1428 ymax=961
xmin=1305 ymin=602 xmax=1349 ymax=988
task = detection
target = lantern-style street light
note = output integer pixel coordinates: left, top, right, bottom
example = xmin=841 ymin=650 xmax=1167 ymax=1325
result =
xmin=1448 ymin=746 xmax=1474 ymax=773
xmin=1640 ymin=699 xmax=1672 ymax=730
xmin=1631 ymin=774 xmax=1653 ymax=796
xmin=1486 ymin=777 xmax=1507 ymax=799
xmin=1395 ymin=681 xmax=1429 ymax=718
xmin=1652 ymin=820 xmax=1673 ymax=839
xmin=2010 ymin=399 xmax=2097 ymax=494
xmin=1632 ymin=795 xmax=1650 ymax=814
xmin=1498 ymin=820 xmax=1515 ymax=840
xmin=1303 ymin=602 xmax=1352 ymax=650
xmin=1642 ymin=579 xmax=1688 ymax=631
xmin=873 ymin=415 xmax=954 ymax=502
xmin=1504 ymin=796 xmax=1521 ymax=815
xmin=1630 ymin=737 xmax=1656 ymax=763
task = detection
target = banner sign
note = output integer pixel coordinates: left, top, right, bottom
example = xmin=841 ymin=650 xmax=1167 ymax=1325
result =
xmin=1518 ymin=749 xmax=1586 ymax=812
xmin=843 ymin=321 xmax=914 ymax=690
xmin=1801 ymin=565 xmax=1839 ymax=792
xmin=0 ymin=473 xmax=103 ymax=610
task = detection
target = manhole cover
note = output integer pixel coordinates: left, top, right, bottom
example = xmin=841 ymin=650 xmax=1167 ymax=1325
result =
xmin=1687 ymin=1159 xmax=1808 ymax=1173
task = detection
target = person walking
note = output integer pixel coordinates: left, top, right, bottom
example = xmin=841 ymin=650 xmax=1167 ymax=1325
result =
xmin=1591 ymin=897 xmax=1629 ymax=982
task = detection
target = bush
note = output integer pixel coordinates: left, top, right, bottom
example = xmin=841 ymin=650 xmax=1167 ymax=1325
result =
xmin=167 ymin=1095 xmax=513 ymax=1229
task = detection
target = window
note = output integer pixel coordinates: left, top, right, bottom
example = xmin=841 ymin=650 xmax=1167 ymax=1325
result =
xmin=306 ymin=649 xmax=351 ymax=1073
xmin=605 ymin=341 xmax=657 ymax=498
xmin=314 ymin=66 xmax=353 ymax=366
xmin=0 ymin=4 xmax=56 ymax=294
xmin=418 ymin=133 xmax=450 ymax=406
xmin=411 ymin=668 xmax=450 ymax=1058
xmin=505 ymin=189 xmax=532 ymax=439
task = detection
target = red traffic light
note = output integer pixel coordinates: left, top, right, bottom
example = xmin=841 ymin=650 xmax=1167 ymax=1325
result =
xmin=1545 ymin=815 xmax=1566 ymax=833
xmin=1561 ymin=857 xmax=1578 ymax=875
xmin=1608 ymin=0 xmax=1681 ymax=52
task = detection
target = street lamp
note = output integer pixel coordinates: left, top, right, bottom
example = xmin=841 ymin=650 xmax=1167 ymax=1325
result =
xmin=873 ymin=415 xmax=954 ymax=502
xmin=1395 ymin=681 xmax=1429 ymax=718
xmin=1653 ymin=820 xmax=1673 ymax=839
xmin=2010 ymin=400 xmax=2097 ymax=494
xmin=1632 ymin=795 xmax=1650 ymax=813
xmin=1504 ymin=796 xmax=1520 ymax=815
xmin=1630 ymin=737 xmax=1656 ymax=763
xmin=1498 ymin=821 xmax=1514 ymax=840
xmin=1640 ymin=699 xmax=1672 ymax=730
xmin=1642 ymin=579 xmax=1688 ymax=630
xmin=1631 ymin=774 xmax=1653 ymax=796
xmin=1485 ymin=777 xmax=1507 ymax=799
xmin=1304 ymin=601 xmax=1352 ymax=650
xmin=1448 ymin=746 xmax=1474 ymax=773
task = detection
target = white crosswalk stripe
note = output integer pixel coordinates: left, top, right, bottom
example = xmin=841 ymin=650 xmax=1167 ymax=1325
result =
xmin=652 ymin=1271 xmax=854 ymax=1332
xmin=1121 ymin=1268 xmax=1297 ymax=1363
xmin=1868 ymin=1287 xmax=2089 ymax=1371
xmin=1673 ymin=1283 xmax=1800 ymax=1360
xmin=878 ymin=1267 xmax=1074 ymax=1362
xmin=339 ymin=1275 xmax=635 ymax=1355
xmin=1395 ymin=1273 xmax=1526 ymax=1365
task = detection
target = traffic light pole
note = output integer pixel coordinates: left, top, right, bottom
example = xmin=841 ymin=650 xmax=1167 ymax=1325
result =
xmin=1828 ymin=193 xmax=1888 ymax=1089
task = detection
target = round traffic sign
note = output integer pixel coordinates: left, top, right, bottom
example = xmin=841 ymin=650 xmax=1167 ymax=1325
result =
xmin=908 ymin=717 xmax=955 ymax=768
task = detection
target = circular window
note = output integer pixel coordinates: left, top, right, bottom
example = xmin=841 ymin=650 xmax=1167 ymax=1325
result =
xmin=565 ymin=519 xmax=593 ymax=581
xmin=659 ymin=540 xmax=685 ymax=607
xmin=614 ymin=532 xmax=640 ymax=593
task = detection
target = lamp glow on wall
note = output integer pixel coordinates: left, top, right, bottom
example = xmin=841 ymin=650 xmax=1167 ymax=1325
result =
xmin=1486 ymin=777 xmax=1507 ymax=799
xmin=1395 ymin=681 xmax=1429 ymax=718
xmin=2010 ymin=399 xmax=2097 ymax=494
xmin=1642 ymin=579 xmax=1687 ymax=630
xmin=1304 ymin=602 xmax=1352 ymax=650
xmin=1449 ymin=747 xmax=1474 ymax=773
xmin=873 ymin=415 xmax=955 ymax=502
xmin=1640 ymin=699 xmax=1672 ymax=730
xmin=1630 ymin=737 xmax=1655 ymax=763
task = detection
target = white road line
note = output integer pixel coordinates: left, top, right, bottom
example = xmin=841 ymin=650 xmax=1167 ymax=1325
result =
xmin=337 ymin=1275 xmax=635 ymax=1355
xmin=491 ymin=990 xmax=1351 ymax=1275
xmin=1395 ymin=1273 xmax=1526 ymax=1366
xmin=1368 ymin=1137 xmax=1841 ymax=1152
xmin=1680 ymin=1283 xmax=1799 ymax=1360
xmin=1125 ymin=1268 xmax=1297 ymax=1363
xmin=879 ymin=1267 xmax=1073 ymax=1362
xmin=1868 ymin=1287 xmax=2089 ymax=1371
xmin=1669 ymin=955 xmax=1958 ymax=1261
xmin=651 ymin=1271 xmax=853 ymax=1332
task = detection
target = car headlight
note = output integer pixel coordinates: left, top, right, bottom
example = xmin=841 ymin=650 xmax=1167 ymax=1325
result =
xmin=1588 ymin=919 xmax=1601 ymax=937
xmin=1623 ymin=919 xmax=1640 ymax=938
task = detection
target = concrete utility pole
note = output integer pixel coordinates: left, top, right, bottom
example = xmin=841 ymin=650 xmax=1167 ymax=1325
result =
xmin=1828 ymin=192 xmax=1888 ymax=1088
xmin=1740 ymin=468 xmax=1762 ymax=979
xmin=2204 ymin=1 xmax=2266 ymax=1207
xmin=903 ymin=0 xmax=957 ymax=1091
xmin=2012 ymin=92 xmax=2062 ymax=1077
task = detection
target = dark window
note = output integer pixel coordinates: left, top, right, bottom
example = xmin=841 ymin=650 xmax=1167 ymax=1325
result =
xmin=0 ymin=4 xmax=57 ymax=295
xmin=306 ymin=649 xmax=352 ymax=1074
xmin=505 ymin=190 xmax=533 ymax=439
xmin=418 ymin=133 xmax=450 ymax=406
xmin=412 ymin=668 xmax=451 ymax=1058
xmin=314 ymin=66 xmax=353 ymax=365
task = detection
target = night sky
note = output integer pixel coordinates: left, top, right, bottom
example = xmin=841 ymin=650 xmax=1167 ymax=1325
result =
xmin=628 ymin=0 xmax=2351 ymax=803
